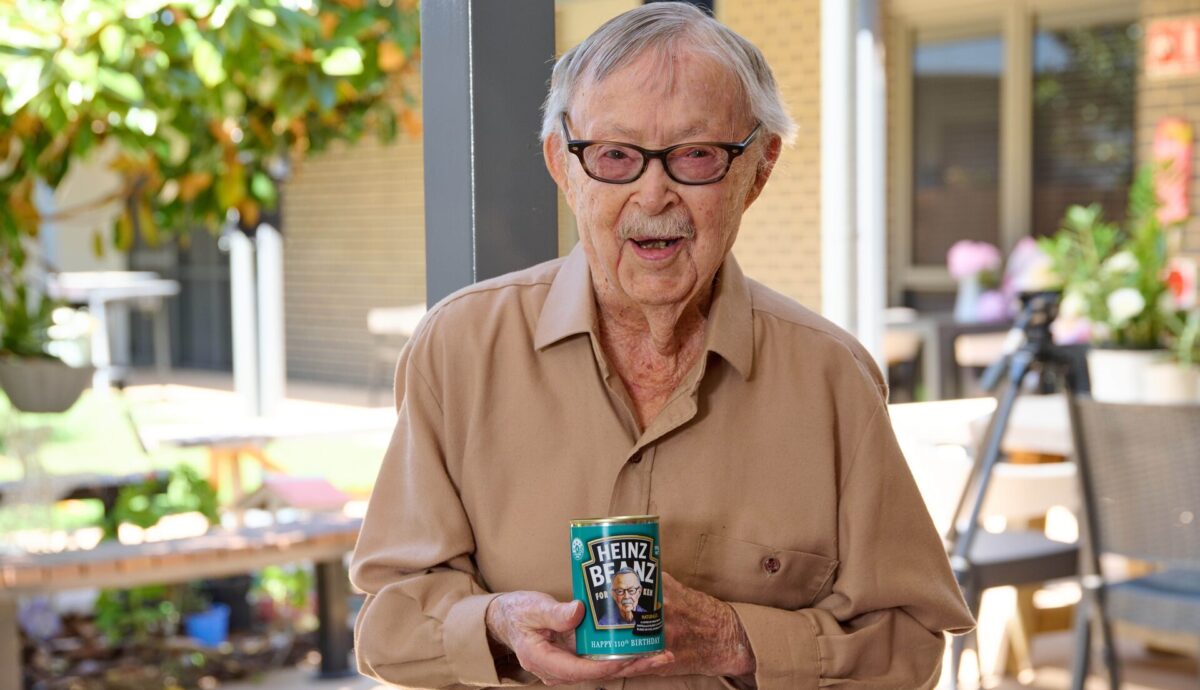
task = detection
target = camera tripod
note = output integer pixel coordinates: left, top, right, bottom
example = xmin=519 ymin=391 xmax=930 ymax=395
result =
xmin=941 ymin=291 xmax=1113 ymax=689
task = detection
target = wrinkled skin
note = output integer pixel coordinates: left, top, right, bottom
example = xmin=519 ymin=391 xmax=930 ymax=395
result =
xmin=485 ymin=574 xmax=754 ymax=686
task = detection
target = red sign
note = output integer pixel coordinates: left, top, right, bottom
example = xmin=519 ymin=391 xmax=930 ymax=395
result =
xmin=1146 ymin=16 xmax=1200 ymax=78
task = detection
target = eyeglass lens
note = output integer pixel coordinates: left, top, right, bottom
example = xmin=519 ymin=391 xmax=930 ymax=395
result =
xmin=583 ymin=144 xmax=731 ymax=183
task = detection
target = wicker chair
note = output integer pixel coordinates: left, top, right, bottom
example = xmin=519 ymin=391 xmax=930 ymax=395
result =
xmin=1067 ymin=396 xmax=1200 ymax=690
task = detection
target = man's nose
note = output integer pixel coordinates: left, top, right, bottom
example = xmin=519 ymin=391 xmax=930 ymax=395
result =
xmin=631 ymin=158 xmax=678 ymax=215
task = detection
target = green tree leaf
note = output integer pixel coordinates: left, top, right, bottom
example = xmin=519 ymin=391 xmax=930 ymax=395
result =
xmin=192 ymin=37 xmax=226 ymax=87
xmin=321 ymin=46 xmax=364 ymax=76
xmin=97 ymin=66 xmax=145 ymax=102
xmin=251 ymin=171 xmax=277 ymax=209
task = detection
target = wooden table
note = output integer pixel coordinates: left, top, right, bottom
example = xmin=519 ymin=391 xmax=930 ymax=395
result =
xmin=133 ymin=408 xmax=396 ymax=504
xmin=890 ymin=393 xmax=1072 ymax=457
xmin=0 ymin=513 xmax=362 ymax=690
xmin=889 ymin=313 xmax=1013 ymax=400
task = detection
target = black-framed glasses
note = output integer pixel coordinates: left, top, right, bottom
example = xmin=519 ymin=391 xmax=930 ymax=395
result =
xmin=561 ymin=114 xmax=761 ymax=185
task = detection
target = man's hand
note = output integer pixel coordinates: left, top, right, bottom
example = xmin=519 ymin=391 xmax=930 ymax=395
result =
xmin=652 ymin=572 xmax=756 ymax=680
xmin=485 ymin=591 xmax=673 ymax=686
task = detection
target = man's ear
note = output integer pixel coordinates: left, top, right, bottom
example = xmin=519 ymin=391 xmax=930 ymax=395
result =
xmin=544 ymin=132 xmax=573 ymax=205
xmin=743 ymin=134 xmax=782 ymax=210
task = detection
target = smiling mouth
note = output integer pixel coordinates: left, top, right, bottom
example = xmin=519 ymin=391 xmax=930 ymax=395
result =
xmin=632 ymin=238 xmax=682 ymax=250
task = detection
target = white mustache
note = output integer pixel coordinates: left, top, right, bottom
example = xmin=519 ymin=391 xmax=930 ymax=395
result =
xmin=619 ymin=210 xmax=695 ymax=242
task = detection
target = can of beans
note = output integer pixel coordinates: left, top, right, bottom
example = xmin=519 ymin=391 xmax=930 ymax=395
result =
xmin=569 ymin=515 xmax=665 ymax=659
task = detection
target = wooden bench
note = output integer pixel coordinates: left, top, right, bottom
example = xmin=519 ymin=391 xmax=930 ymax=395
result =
xmin=0 ymin=513 xmax=362 ymax=690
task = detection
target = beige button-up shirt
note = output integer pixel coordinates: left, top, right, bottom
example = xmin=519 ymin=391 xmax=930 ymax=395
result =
xmin=351 ymin=246 xmax=974 ymax=690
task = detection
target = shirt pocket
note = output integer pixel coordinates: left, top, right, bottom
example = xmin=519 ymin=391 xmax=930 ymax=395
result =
xmin=690 ymin=533 xmax=838 ymax=610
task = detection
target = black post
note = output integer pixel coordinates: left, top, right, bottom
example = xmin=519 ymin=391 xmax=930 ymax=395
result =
xmin=420 ymin=0 xmax=559 ymax=306
xmin=315 ymin=558 xmax=353 ymax=678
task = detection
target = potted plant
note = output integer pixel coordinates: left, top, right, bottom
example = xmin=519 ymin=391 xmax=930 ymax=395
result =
xmin=0 ymin=244 xmax=93 ymax=413
xmin=947 ymin=240 xmax=1005 ymax=323
xmin=1038 ymin=167 xmax=1184 ymax=402
xmin=1148 ymin=257 xmax=1200 ymax=401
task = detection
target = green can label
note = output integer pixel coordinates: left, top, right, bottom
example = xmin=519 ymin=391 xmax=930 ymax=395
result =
xmin=570 ymin=516 xmax=665 ymax=658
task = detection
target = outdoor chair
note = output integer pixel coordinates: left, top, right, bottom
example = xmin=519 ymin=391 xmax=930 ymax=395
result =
xmin=1067 ymin=396 xmax=1200 ymax=690
xmin=947 ymin=460 xmax=1083 ymax=688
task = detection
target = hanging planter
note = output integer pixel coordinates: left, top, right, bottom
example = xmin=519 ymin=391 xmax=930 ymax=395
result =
xmin=0 ymin=357 xmax=93 ymax=414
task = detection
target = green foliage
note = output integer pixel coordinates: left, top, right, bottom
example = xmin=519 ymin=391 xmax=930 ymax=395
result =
xmin=0 ymin=282 xmax=58 ymax=358
xmin=253 ymin=564 xmax=315 ymax=631
xmin=255 ymin=564 xmax=311 ymax=611
xmin=101 ymin=464 xmax=219 ymax=541
xmin=1038 ymin=167 xmax=1170 ymax=349
xmin=95 ymin=582 xmax=210 ymax=644
xmin=0 ymin=0 xmax=420 ymax=270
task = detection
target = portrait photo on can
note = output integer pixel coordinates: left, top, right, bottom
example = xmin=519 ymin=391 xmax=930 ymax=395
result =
xmin=571 ymin=517 xmax=665 ymax=657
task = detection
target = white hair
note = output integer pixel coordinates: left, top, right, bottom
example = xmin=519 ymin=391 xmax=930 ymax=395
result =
xmin=540 ymin=2 xmax=796 ymax=146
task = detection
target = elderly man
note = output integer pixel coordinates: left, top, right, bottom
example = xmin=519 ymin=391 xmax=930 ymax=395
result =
xmin=351 ymin=3 xmax=973 ymax=689
xmin=599 ymin=569 xmax=647 ymax=627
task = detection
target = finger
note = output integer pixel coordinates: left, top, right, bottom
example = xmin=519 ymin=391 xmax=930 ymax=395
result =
xmin=661 ymin=571 xmax=684 ymax=605
xmin=525 ymin=599 xmax=584 ymax=633
xmin=613 ymin=651 xmax=674 ymax=677
xmin=525 ymin=638 xmax=641 ymax=683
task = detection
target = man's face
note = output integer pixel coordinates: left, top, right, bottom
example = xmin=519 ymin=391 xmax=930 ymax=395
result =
xmin=546 ymin=49 xmax=780 ymax=312
xmin=610 ymin=572 xmax=642 ymax=616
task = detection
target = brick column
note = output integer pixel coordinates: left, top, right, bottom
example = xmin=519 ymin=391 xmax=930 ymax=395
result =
xmin=1139 ymin=0 xmax=1200 ymax=253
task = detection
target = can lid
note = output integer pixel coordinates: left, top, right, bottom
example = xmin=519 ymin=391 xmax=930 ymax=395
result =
xmin=569 ymin=515 xmax=659 ymax=527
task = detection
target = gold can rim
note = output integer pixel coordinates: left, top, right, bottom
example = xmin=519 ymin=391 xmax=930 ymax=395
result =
xmin=570 ymin=514 xmax=659 ymax=527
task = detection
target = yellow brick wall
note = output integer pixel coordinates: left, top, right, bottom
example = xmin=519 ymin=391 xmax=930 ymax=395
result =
xmin=282 ymin=84 xmax=426 ymax=385
xmin=719 ymin=0 xmax=823 ymax=310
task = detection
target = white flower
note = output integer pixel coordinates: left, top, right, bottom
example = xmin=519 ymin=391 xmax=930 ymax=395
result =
xmin=1106 ymin=287 xmax=1146 ymax=326
xmin=1102 ymin=251 xmax=1139 ymax=275
xmin=1059 ymin=290 xmax=1086 ymax=319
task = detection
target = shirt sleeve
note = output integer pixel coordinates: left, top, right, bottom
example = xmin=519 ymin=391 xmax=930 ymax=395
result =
xmin=729 ymin=403 xmax=976 ymax=690
xmin=349 ymin=337 xmax=533 ymax=689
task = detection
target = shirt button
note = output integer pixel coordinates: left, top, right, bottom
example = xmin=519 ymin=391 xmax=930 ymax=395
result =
xmin=762 ymin=556 xmax=781 ymax=574
xmin=629 ymin=453 xmax=642 ymax=464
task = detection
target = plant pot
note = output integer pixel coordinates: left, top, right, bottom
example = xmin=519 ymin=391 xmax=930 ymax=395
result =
xmin=1142 ymin=361 xmax=1200 ymax=403
xmin=184 ymin=603 xmax=230 ymax=647
xmin=0 ymin=357 xmax=93 ymax=413
xmin=1086 ymin=348 xmax=1166 ymax=403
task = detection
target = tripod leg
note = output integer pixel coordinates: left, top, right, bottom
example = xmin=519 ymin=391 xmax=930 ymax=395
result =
xmin=950 ymin=632 xmax=965 ymax=690
xmin=1069 ymin=587 xmax=1092 ymax=690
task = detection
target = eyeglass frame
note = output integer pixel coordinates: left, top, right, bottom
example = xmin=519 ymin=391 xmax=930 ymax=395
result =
xmin=560 ymin=114 xmax=762 ymax=186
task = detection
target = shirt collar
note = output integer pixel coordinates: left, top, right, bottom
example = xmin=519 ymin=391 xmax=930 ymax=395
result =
xmin=534 ymin=244 xmax=754 ymax=380
xmin=534 ymin=244 xmax=596 ymax=349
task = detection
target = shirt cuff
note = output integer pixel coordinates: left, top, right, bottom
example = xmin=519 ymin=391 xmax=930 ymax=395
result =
xmin=444 ymin=592 xmax=505 ymax=686
xmin=728 ymin=602 xmax=821 ymax=690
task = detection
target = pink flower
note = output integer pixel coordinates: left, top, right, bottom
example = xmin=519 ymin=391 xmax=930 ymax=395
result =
xmin=1052 ymin=317 xmax=1094 ymax=345
xmin=1003 ymin=237 xmax=1058 ymax=295
xmin=947 ymin=240 xmax=1002 ymax=280
xmin=1164 ymin=256 xmax=1198 ymax=311
xmin=976 ymin=290 xmax=1009 ymax=323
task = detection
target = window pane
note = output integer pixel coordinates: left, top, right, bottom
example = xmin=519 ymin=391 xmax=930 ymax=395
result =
xmin=912 ymin=35 xmax=1003 ymax=266
xmin=1032 ymin=24 xmax=1138 ymax=237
